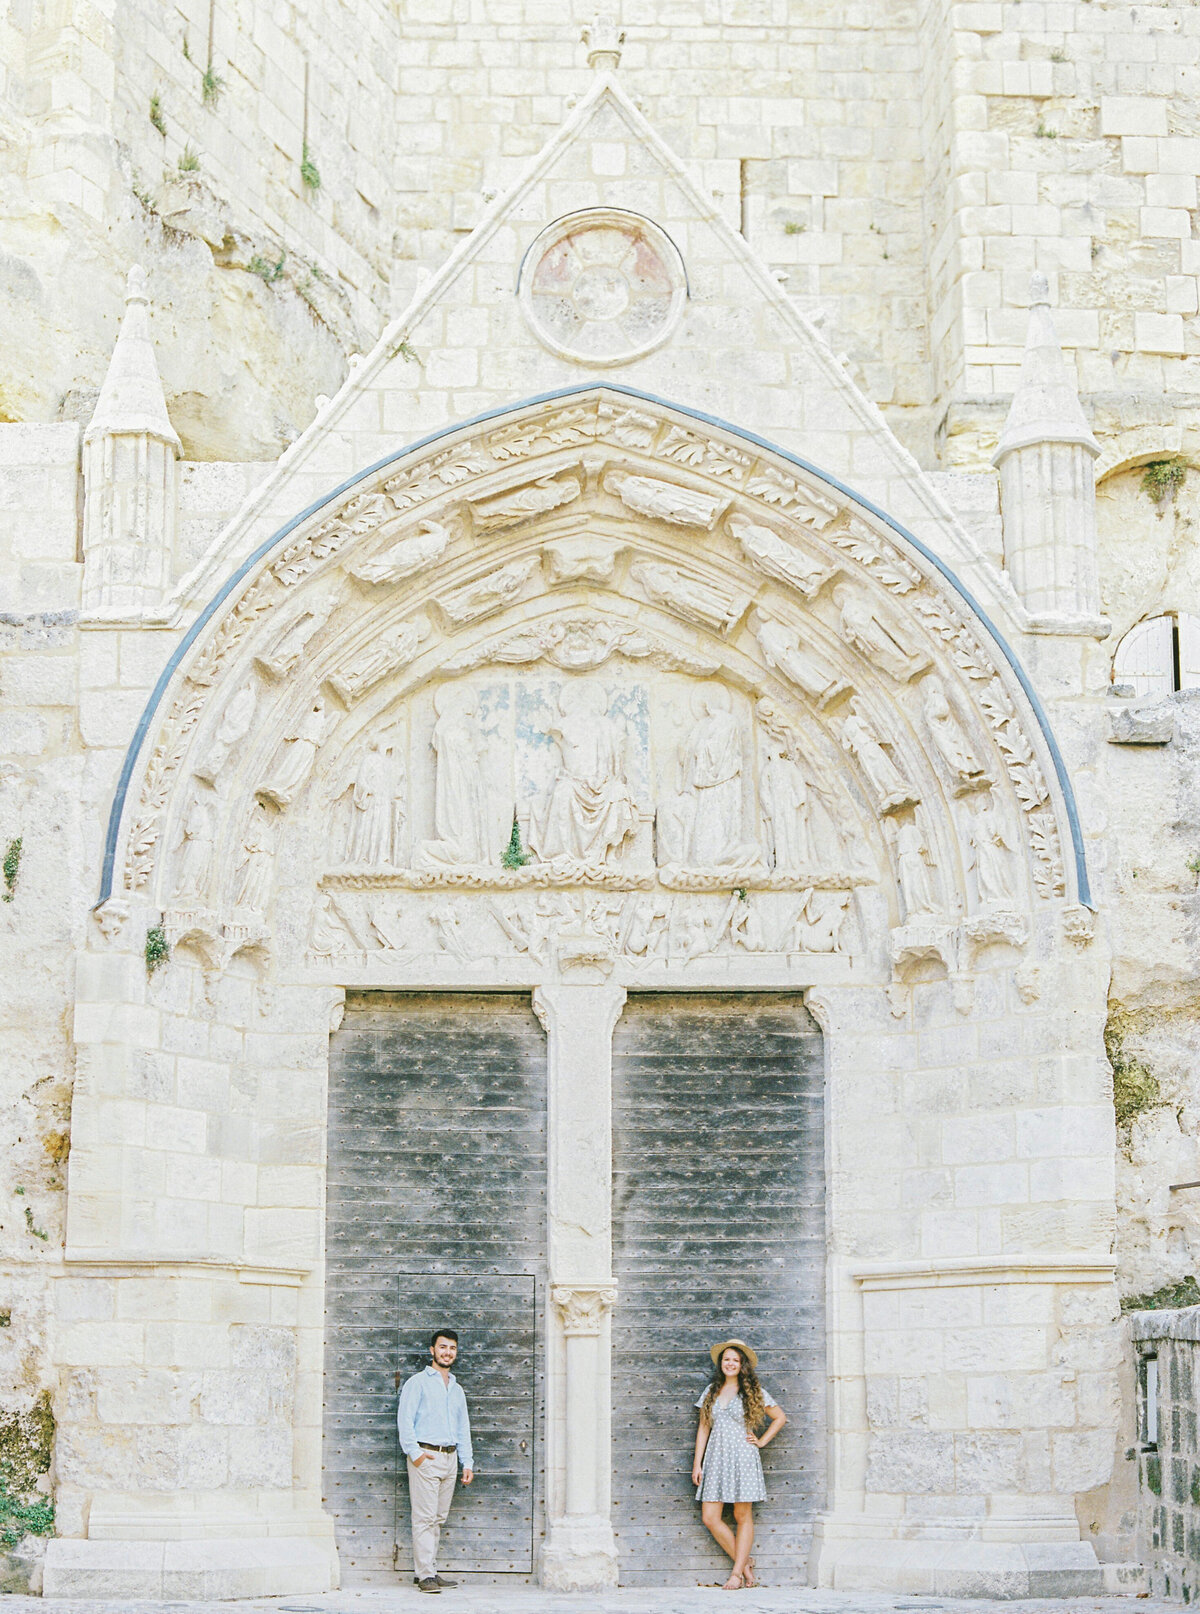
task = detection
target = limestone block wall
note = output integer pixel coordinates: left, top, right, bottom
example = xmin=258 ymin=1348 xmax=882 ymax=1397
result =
xmin=0 ymin=424 xmax=84 ymax=1584
xmin=925 ymin=0 xmax=1200 ymax=466
xmin=3 ymin=2 xmax=1200 ymax=473
xmin=1 ymin=1 xmax=930 ymax=461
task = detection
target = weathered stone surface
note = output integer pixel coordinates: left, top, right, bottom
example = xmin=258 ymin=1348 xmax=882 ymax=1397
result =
xmin=1107 ymin=705 xmax=1176 ymax=746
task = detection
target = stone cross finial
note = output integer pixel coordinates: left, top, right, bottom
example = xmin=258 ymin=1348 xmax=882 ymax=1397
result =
xmin=582 ymin=13 xmax=624 ymax=72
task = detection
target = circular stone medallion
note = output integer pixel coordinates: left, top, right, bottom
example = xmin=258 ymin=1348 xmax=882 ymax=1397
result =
xmin=518 ymin=208 xmax=688 ymax=367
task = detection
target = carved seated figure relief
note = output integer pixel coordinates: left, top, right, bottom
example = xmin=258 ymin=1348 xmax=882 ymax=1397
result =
xmin=528 ymin=681 xmax=639 ymax=871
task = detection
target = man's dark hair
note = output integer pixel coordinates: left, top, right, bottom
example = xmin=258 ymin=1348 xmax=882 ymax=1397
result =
xmin=430 ymin=1328 xmax=458 ymax=1348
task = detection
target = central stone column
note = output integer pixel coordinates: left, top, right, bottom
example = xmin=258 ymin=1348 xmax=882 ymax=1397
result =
xmin=533 ymin=984 xmax=625 ymax=1591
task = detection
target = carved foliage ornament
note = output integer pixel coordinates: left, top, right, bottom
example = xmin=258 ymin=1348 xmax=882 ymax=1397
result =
xmin=551 ymin=1284 xmax=617 ymax=1336
xmin=121 ymin=395 xmax=1066 ymax=902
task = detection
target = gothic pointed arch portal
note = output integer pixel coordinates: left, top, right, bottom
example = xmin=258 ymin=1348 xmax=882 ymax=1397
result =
xmin=105 ymin=385 xmax=1080 ymax=991
xmin=62 ymin=386 xmax=1113 ymax=1600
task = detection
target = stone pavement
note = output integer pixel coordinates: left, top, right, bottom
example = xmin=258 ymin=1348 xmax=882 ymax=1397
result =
xmin=0 ymin=1588 xmax=1169 ymax=1614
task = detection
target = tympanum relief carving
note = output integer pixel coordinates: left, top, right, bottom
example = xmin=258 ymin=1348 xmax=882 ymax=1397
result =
xmin=123 ymin=394 xmax=1065 ymax=956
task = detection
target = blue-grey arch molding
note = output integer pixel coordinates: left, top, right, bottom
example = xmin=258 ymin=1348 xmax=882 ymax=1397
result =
xmin=97 ymin=383 xmax=1092 ymax=909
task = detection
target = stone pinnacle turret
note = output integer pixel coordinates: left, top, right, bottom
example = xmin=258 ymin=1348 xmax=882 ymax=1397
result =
xmin=82 ymin=266 xmax=180 ymax=616
xmin=993 ymin=274 xmax=1106 ymax=634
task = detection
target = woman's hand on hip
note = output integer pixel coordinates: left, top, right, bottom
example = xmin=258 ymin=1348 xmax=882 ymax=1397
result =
xmin=746 ymin=1434 xmax=765 ymax=1448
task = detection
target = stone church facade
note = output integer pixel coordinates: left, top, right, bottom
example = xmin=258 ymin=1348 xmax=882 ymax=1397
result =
xmin=0 ymin=3 xmax=1198 ymax=1602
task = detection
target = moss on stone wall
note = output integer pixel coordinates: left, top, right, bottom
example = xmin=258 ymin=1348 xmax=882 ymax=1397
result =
xmin=1121 ymin=1276 xmax=1200 ymax=1313
xmin=1106 ymin=1010 xmax=1163 ymax=1130
xmin=0 ymin=1391 xmax=54 ymax=1548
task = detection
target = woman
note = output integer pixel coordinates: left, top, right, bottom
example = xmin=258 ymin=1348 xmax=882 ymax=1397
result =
xmin=692 ymin=1339 xmax=786 ymax=1590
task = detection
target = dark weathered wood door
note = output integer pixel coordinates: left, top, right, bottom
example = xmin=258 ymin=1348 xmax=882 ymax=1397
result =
xmin=394 ymin=1273 xmax=536 ymax=1572
xmin=611 ymin=993 xmax=825 ymax=1585
xmin=323 ymin=992 xmax=546 ymax=1582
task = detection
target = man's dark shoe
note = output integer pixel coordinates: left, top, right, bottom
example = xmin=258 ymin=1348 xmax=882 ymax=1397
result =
xmin=417 ymin=1577 xmax=441 ymax=1593
xmin=434 ymin=1575 xmax=458 ymax=1587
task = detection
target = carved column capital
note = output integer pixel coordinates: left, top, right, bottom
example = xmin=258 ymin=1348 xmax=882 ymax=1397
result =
xmin=552 ymin=1283 xmax=617 ymax=1337
xmin=532 ymin=983 xmax=626 ymax=1039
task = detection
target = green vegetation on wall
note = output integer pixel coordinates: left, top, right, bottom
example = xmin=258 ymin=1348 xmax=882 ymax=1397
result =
xmin=0 ymin=1393 xmax=54 ymax=1550
xmin=1 ymin=839 xmax=20 ymax=903
xmin=1140 ymin=456 xmax=1188 ymax=507
xmin=1121 ymin=1276 xmax=1200 ymax=1314
xmin=1106 ymin=1011 xmax=1162 ymax=1130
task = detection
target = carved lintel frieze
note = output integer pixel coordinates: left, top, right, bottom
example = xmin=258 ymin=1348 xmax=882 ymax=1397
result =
xmin=552 ymin=1283 xmax=617 ymax=1337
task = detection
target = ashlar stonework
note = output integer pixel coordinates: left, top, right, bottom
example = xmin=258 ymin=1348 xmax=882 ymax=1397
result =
xmin=0 ymin=19 xmax=1195 ymax=1604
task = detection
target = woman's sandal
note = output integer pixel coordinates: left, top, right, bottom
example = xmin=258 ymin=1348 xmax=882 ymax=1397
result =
xmin=743 ymin=1560 xmax=757 ymax=1588
xmin=722 ymin=1573 xmax=745 ymax=1590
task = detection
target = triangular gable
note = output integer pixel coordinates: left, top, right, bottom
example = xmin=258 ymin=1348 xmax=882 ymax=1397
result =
xmin=168 ymin=73 xmax=1010 ymax=627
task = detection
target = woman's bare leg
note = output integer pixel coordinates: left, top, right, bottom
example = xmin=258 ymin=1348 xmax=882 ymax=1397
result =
xmin=731 ymin=1501 xmax=755 ymax=1579
xmin=701 ymin=1500 xmax=738 ymax=1561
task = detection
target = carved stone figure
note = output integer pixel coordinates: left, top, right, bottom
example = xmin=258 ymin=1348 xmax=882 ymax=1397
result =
xmin=531 ymin=682 xmax=638 ymax=867
xmin=259 ymin=696 xmax=328 ymax=807
xmin=759 ymin=742 xmax=815 ymax=872
xmin=603 ymin=469 xmax=725 ymax=528
xmin=195 ymin=684 xmax=256 ymax=785
xmin=833 ymin=583 xmax=929 ymax=683
xmin=256 ymin=598 xmax=336 ymax=679
xmin=328 ymin=615 xmax=430 ymax=705
xmin=674 ymin=686 xmax=756 ymax=866
xmin=786 ymin=888 xmax=850 ymax=953
xmin=728 ymin=513 xmax=830 ymax=597
xmin=618 ymin=895 xmax=670 ymax=958
xmin=716 ymin=891 xmax=766 ymax=952
xmin=173 ymin=786 xmax=216 ymax=903
xmin=673 ymin=906 xmax=712 ymax=961
xmin=430 ymin=900 xmax=471 ymax=960
xmin=422 ymin=687 xmax=497 ymax=865
xmin=922 ymin=676 xmax=987 ymax=785
xmin=346 ymin=739 xmax=404 ymax=867
xmin=310 ymin=891 xmax=355 ymax=955
xmin=969 ymin=792 xmax=1018 ymax=906
xmin=470 ymin=472 xmax=582 ymax=529
xmin=839 ymin=698 xmax=917 ymax=815
xmin=629 ymin=559 xmax=749 ymax=634
xmin=348 ymin=518 xmax=451 ymax=584
xmin=887 ymin=812 xmax=939 ymax=919
xmin=750 ymin=608 xmax=847 ymax=706
xmin=234 ymin=804 xmax=278 ymax=913
xmin=492 ymin=895 xmax=571 ymax=966
xmin=436 ymin=555 xmax=540 ymax=624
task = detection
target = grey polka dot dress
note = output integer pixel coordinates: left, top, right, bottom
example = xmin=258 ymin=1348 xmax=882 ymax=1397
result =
xmin=694 ymin=1388 xmax=777 ymax=1503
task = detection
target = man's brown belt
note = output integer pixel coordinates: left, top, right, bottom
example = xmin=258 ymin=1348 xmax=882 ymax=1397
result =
xmin=419 ymin=1442 xmax=457 ymax=1453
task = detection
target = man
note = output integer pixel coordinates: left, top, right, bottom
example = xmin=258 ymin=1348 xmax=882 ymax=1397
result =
xmin=397 ymin=1328 xmax=474 ymax=1593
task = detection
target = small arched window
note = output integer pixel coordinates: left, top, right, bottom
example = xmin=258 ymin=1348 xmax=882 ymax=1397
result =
xmin=1112 ymin=612 xmax=1200 ymax=699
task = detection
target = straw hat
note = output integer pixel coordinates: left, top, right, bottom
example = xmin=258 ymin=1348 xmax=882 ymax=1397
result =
xmin=710 ymin=1338 xmax=758 ymax=1370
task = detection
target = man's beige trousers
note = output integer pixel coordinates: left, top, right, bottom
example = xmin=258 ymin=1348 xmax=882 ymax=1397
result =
xmin=407 ymin=1449 xmax=458 ymax=1579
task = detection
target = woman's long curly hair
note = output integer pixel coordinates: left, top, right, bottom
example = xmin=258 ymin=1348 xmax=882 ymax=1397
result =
xmin=698 ymin=1346 xmax=767 ymax=1433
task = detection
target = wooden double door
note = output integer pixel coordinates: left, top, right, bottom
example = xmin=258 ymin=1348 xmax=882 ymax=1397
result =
xmin=322 ymin=991 xmax=824 ymax=1584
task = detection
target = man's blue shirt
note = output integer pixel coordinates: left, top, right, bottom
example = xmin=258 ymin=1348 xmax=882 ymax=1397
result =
xmin=397 ymin=1365 xmax=473 ymax=1467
